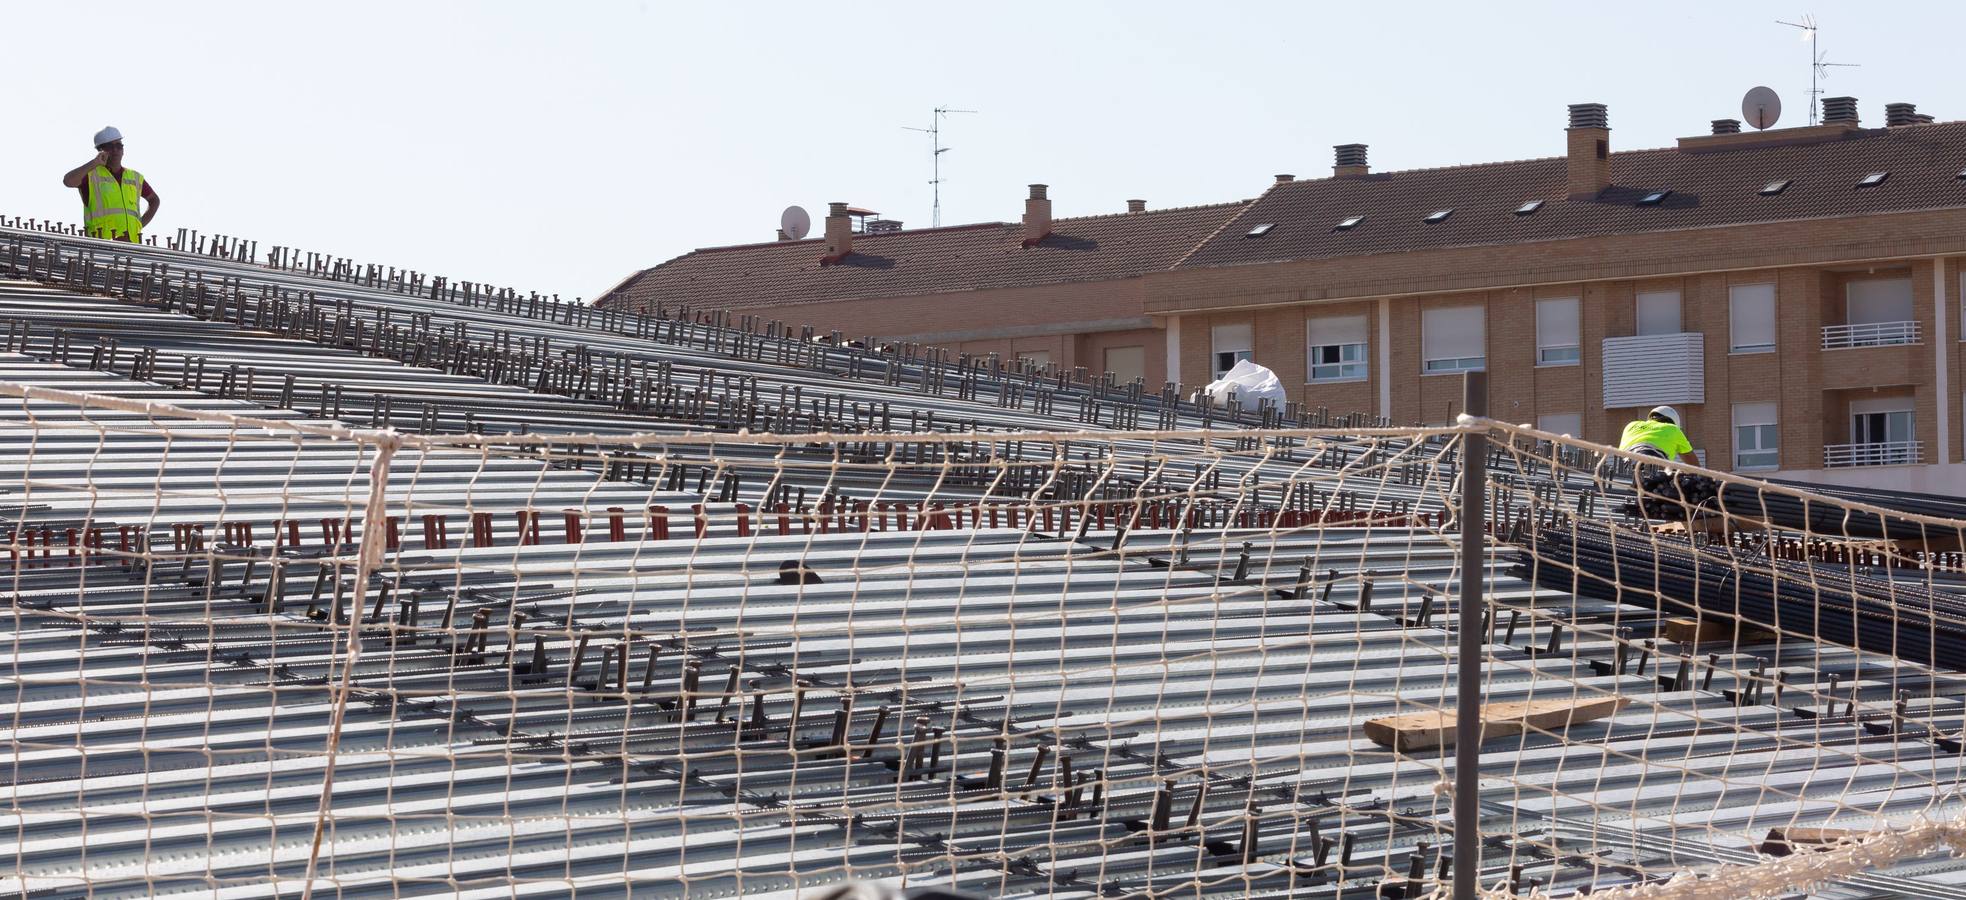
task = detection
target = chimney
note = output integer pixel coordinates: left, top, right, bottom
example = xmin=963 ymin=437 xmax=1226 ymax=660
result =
xmin=822 ymin=202 xmax=852 ymax=261
xmin=1885 ymin=102 xmax=1918 ymax=127
xmin=1822 ymin=96 xmax=1859 ymax=126
xmin=1711 ymin=118 xmax=1741 ymax=135
xmin=1565 ymin=103 xmax=1610 ymax=199
xmin=776 ymin=228 xmax=793 ymax=242
xmin=1274 ymin=173 xmax=1296 ymax=184
xmin=1022 ymin=184 xmax=1052 ymax=246
xmin=1126 ymin=199 xmax=1146 ymax=214
xmin=1333 ymin=144 xmax=1369 ymax=178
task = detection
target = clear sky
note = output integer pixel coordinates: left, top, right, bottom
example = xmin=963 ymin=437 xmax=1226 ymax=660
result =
xmin=4 ymin=1 xmax=1951 ymax=300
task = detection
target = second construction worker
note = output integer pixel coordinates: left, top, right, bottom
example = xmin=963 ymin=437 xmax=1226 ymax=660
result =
xmin=1619 ymin=405 xmax=1696 ymax=501
xmin=1619 ymin=406 xmax=1694 ymax=465
xmin=60 ymin=126 xmax=159 ymax=243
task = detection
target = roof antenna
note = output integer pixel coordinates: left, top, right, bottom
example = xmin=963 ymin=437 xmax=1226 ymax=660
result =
xmin=1776 ymin=15 xmax=1859 ymax=125
xmin=902 ymin=106 xmax=977 ymax=227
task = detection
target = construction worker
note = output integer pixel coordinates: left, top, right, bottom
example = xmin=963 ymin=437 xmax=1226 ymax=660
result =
xmin=1619 ymin=405 xmax=1695 ymax=507
xmin=60 ymin=126 xmax=158 ymax=243
xmin=1620 ymin=406 xmax=1694 ymax=465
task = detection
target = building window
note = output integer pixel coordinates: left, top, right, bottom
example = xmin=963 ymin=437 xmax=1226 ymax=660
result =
xmin=1733 ymin=402 xmax=1779 ymax=470
xmin=1636 ymin=290 xmax=1682 ymax=335
xmin=1538 ymin=413 xmax=1582 ymax=438
xmin=1211 ymin=323 xmax=1253 ymax=378
xmin=1829 ymin=277 xmax=1918 ymax=348
xmin=1847 ymin=277 xmax=1914 ymax=324
xmin=1306 ymin=314 xmax=1368 ymax=382
xmin=1853 ymin=408 xmax=1914 ymax=445
xmin=1422 ymin=306 xmax=1485 ymax=373
xmin=1535 ymin=297 xmax=1580 ymax=365
xmin=1729 ymin=283 xmax=1777 ymax=353
xmin=1103 ymin=345 xmax=1145 ymax=384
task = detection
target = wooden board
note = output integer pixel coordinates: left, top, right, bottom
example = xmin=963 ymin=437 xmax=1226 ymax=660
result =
xmin=1662 ymin=616 xmax=1776 ymax=645
xmin=1759 ymin=826 xmax=1863 ymax=857
xmin=1363 ymin=696 xmax=1628 ymax=753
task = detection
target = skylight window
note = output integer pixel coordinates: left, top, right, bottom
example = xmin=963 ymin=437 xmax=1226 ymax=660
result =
xmin=1760 ymin=179 xmax=1792 ymax=196
xmin=1425 ymin=209 xmax=1454 ymax=223
xmin=1334 ymin=216 xmax=1365 ymax=231
xmin=1637 ymin=189 xmax=1672 ymax=206
xmin=1958 ymin=168 xmax=1966 ymax=181
xmin=1858 ymin=171 xmax=1890 ymax=188
xmin=1245 ymin=223 xmax=1276 ymax=238
xmin=1514 ymin=200 xmax=1544 ymax=216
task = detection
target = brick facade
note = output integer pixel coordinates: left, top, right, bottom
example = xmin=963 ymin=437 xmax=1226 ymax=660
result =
xmin=603 ymin=114 xmax=1966 ymax=483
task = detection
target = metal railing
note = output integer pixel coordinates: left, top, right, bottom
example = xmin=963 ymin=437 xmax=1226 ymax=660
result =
xmin=1824 ymin=440 xmax=1922 ymax=468
xmin=1822 ymin=320 xmax=1920 ymax=349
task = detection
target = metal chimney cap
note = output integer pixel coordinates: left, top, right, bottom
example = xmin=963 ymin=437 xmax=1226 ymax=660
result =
xmin=1567 ymin=103 xmax=1609 ymax=129
xmin=1711 ymin=118 xmax=1742 ymax=134
xmin=1028 ymin=184 xmax=1049 ymax=200
xmin=1274 ymin=173 xmax=1296 ymax=184
xmin=1333 ymin=144 xmax=1369 ymax=167
xmin=827 ymin=202 xmax=850 ymax=216
xmin=1822 ymin=96 xmax=1860 ymax=125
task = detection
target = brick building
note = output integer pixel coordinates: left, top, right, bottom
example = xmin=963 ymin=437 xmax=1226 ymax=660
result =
xmin=599 ymin=191 xmax=1249 ymax=388
xmin=602 ymin=97 xmax=1966 ymax=491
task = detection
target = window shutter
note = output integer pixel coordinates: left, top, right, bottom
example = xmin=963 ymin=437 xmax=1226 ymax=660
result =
xmin=1538 ymin=413 xmax=1582 ymax=437
xmin=1211 ymin=323 xmax=1253 ymax=354
xmin=1307 ymin=314 xmax=1367 ymax=346
xmin=1636 ymin=290 xmax=1682 ymax=335
xmin=1732 ymin=402 xmax=1777 ymax=427
xmin=1422 ymin=306 xmax=1484 ymax=361
xmin=1535 ymin=298 xmax=1579 ymax=349
xmin=1847 ymin=278 xmax=1913 ymax=324
xmin=1728 ymin=283 xmax=1776 ymax=350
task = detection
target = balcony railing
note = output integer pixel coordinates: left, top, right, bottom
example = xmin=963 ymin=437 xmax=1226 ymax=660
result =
xmin=1823 ymin=441 xmax=1922 ymax=468
xmin=1822 ymin=320 xmax=1920 ymax=349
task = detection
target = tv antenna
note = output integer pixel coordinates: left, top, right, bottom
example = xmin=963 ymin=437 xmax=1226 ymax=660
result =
xmin=903 ymin=105 xmax=977 ymax=227
xmin=1776 ymin=15 xmax=1859 ymax=124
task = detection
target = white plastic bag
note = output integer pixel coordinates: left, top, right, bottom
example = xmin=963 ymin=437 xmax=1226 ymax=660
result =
xmin=1203 ymin=359 xmax=1286 ymax=409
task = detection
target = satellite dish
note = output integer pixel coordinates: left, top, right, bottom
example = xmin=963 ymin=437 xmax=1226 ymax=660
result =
xmin=780 ymin=206 xmax=812 ymax=241
xmin=1742 ymin=86 xmax=1782 ymax=130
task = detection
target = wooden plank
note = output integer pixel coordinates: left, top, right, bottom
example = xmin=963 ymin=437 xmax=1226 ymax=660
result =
xmin=1363 ymin=696 xmax=1628 ymax=753
xmin=1759 ymin=826 xmax=1864 ymax=857
xmin=1661 ymin=616 xmax=1776 ymax=645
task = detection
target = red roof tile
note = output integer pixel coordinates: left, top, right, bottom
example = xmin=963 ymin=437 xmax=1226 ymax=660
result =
xmin=1178 ymin=122 xmax=1966 ymax=270
xmin=599 ymin=202 xmax=1251 ymax=311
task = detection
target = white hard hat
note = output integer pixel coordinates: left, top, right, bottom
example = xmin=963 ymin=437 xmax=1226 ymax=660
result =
xmin=1649 ymin=405 xmax=1681 ymax=426
xmin=93 ymin=126 xmax=122 ymax=147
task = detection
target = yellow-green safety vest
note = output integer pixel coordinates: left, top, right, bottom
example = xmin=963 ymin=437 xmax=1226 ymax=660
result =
xmin=83 ymin=165 xmax=144 ymax=243
xmin=1619 ymin=420 xmax=1692 ymax=457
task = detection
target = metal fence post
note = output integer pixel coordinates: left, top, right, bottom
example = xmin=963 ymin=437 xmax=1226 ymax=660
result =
xmin=1454 ymin=370 xmax=1487 ymax=899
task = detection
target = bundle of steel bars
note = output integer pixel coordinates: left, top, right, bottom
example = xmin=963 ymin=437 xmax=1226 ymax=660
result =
xmin=1522 ymin=519 xmax=1966 ymax=671
xmin=1716 ymin=479 xmax=1966 ymax=543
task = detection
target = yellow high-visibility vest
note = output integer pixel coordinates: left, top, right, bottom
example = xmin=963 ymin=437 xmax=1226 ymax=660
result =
xmin=83 ymin=165 xmax=144 ymax=243
xmin=1619 ymin=420 xmax=1692 ymax=456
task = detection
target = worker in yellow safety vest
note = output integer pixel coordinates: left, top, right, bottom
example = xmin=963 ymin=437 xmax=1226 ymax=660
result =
xmin=61 ymin=126 xmax=159 ymax=243
xmin=1619 ymin=405 xmax=1694 ymax=493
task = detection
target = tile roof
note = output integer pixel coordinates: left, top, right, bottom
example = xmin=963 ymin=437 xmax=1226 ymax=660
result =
xmin=600 ymin=201 xmax=1250 ymax=312
xmin=1177 ymin=122 xmax=1966 ymax=270
xmin=602 ymin=122 xmax=1966 ymax=316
